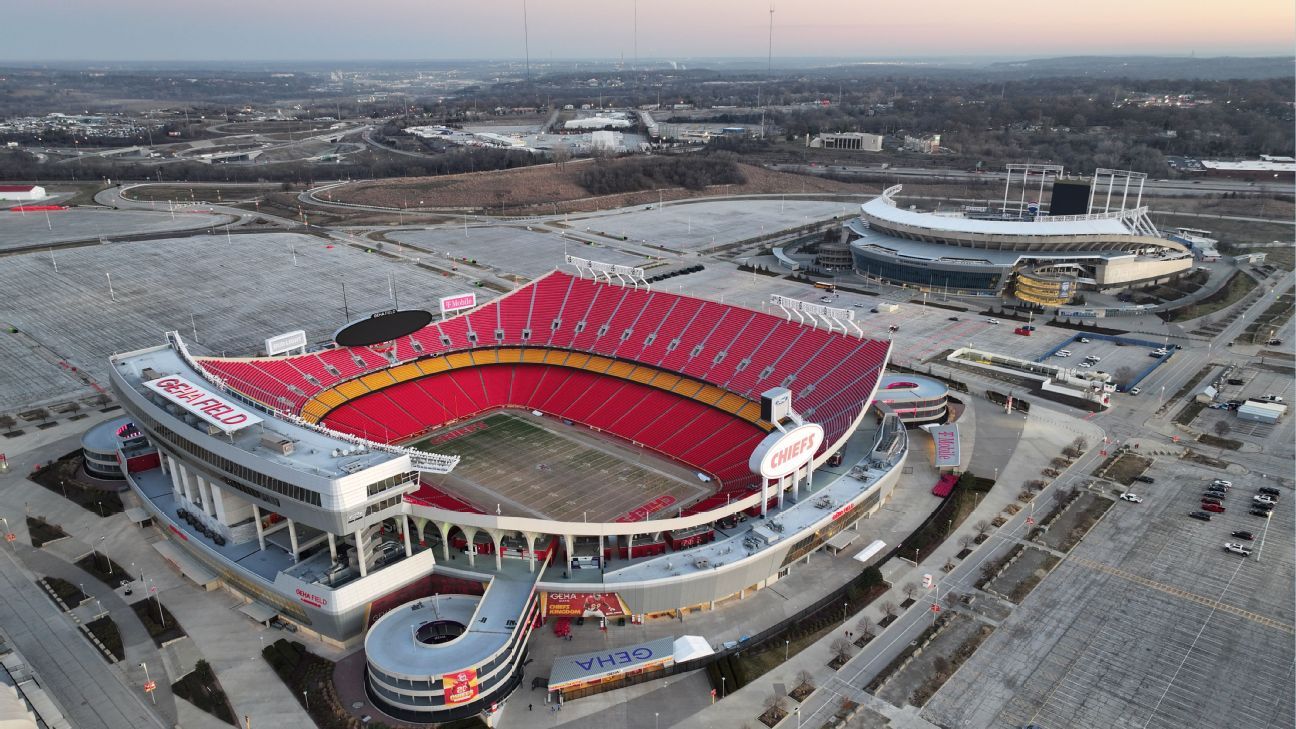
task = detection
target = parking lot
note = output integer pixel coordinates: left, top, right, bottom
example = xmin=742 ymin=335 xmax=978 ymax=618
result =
xmin=0 ymin=207 xmax=231 ymax=250
xmin=1036 ymin=334 xmax=1174 ymax=390
xmin=924 ymin=453 xmax=1295 ymax=729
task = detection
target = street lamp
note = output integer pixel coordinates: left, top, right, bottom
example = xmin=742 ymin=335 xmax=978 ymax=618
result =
xmin=655 ymin=712 xmax=660 ymax=729
xmin=785 ymin=639 xmax=790 ymax=660
xmin=795 ymin=706 xmax=801 ymax=728
xmin=720 ymin=676 xmax=725 ymax=699
xmin=303 ymin=690 xmax=309 ymax=709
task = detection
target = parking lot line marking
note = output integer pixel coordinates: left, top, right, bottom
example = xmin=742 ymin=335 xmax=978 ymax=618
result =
xmin=1071 ymin=556 xmax=1294 ymax=634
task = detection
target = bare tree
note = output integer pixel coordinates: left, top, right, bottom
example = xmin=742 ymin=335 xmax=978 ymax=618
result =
xmin=941 ymin=590 xmax=963 ymax=609
xmin=975 ymin=520 xmax=991 ymax=538
xmin=795 ymin=669 xmax=815 ymax=689
xmin=0 ymin=414 xmax=15 ymax=431
xmin=855 ymin=616 xmax=876 ymax=639
xmin=880 ymin=600 xmax=899 ymax=619
xmin=902 ymin=581 xmax=919 ymax=601
xmin=1213 ymin=420 xmax=1232 ymax=437
xmin=958 ymin=534 xmax=975 ymax=550
xmin=763 ymin=693 xmax=788 ymax=713
xmin=830 ymin=638 xmax=853 ymax=661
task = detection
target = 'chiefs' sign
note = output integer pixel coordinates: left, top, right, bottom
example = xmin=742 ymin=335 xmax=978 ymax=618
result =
xmin=749 ymin=423 xmax=825 ymax=479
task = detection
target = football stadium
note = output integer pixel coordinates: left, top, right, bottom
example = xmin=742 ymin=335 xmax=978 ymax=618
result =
xmin=104 ymin=266 xmax=905 ymax=721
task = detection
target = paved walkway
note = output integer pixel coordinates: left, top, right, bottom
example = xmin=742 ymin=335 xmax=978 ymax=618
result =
xmin=0 ymin=539 xmax=165 ymax=729
xmin=17 ymin=543 xmax=179 ymax=725
xmin=0 ymin=427 xmax=315 ymax=729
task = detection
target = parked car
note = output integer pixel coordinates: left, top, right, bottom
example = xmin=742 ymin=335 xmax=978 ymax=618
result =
xmin=1078 ymin=337 xmax=1091 ymax=343
xmin=1258 ymin=487 xmax=1280 ymax=497
xmin=1133 ymin=475 xmax=1154 ymax=483
xmin=986 ymin=318 xmax=1000 ymax=325
xmin=1084 ymin=355 xmax=1102 ymax=362
xmin=1120 ymin=493 xmax=1143 ymax=503
xmin=1212 ymin=479 xmax=1233 ymax=488
xmin=1189 ymin=511 xmax=1213 ymax=521
xmin=948 ymin=316 xmax=960 ymax=321
xmin=1202 ymin=497 xmax=1224 ymax=507
xmin=1201 ymin=503 xmax=1225 ymax=513
xmin=1265 ymin=338 xmax=1282 ymax=346
xmin=1231 ymin=530 xmax=1255 ymax=541
xmin=1079 ymin=362 xmax=1094 ymax=368
xmin=1056 ymin=349 xmax=1072 ymax=357
xmin=1204 ymin=490 xmax=1227 ymax=499
xmin=1253 ymin=495 xmax=1278 ymax=505
xmin=1259 ymin=394 xmax=1285 ymax=403
xmin=1250 ymin=509 xmax=1272 ymax=518
xmin=1223 ymin=543 xmax=1252 ymax=556
xmin=1129 ymin=387 xmax=1141 ymax=395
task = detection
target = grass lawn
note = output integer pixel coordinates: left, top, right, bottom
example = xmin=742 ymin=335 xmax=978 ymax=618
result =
xmin=131 ymin=597 xmax=186 ymax=647
xmin=28 ymin=452 xmax=125 ymax=517
xmin=76 ymin=552 xmax=135 ymax=586
xmin=42 ymin=576 xmax=88 ymax=608
xmin=86 ymin=615 xmax=126 ymax=661
xmin=172 ymin=660 xmax=236 ymax=725
xmin=26 ymin=516 xmax=67 ymax=547
xmin=1163 ymin=271 xmax=1255 ymax=323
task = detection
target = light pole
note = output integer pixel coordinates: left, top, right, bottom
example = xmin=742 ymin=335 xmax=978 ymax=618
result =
xmin=785 ymin=639 xmax=790 ymax=660
xmin=721 ymin=676 xmax=725 ymax=699
xmin=140 ymin=662 xmax=156 ymax=704
xmin=655 ymin=712 xmax=660 ymax=729
xmin=795 ymin=706 xmax=801 ymax=728
xmin=303 ymin=690 xmax=309 ymax=709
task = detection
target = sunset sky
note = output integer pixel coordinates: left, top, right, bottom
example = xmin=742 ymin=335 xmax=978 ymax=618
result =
xmin=3 ymin=0 xmax=1293 ymax=62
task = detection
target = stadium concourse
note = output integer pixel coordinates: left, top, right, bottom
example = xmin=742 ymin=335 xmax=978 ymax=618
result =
xmin=106 ymin=266 xmax=903 ymax=722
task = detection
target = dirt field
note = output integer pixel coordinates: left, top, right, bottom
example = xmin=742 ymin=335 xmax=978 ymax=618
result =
xmin=412 ymin=412 xmax=710 ymax=523
xmin=327 ymin=161 xmax=864 ymax=214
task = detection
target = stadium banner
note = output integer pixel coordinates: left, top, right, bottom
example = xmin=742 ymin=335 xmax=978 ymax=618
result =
xmin=441 ymin=669 xmax=479 ymax=706
xmin=439 ymin=293 xmax=477 ymax=315
xmin=542 ymin=592 xmax=629 ymax=618
xmin=749 ymin=423 xmax=825 ymax=479
xmin=923 ymin=424 xmax=961 ymax=468
xmin=264 ymin=329 xmax=307 ymax=356
xmin=1058 ymin=308 xmax=1103 ymax=319
xmin=143 ymin=375 xmax=262 ymax=433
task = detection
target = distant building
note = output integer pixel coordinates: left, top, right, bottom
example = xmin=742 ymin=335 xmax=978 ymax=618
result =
xmin=0 ymin=184 xmax=45 ymax=201
xmin=1199 ymin=158 xmax=1296 ymax=179
xmin=808 ymin=132 xmax=883 ymax=152
xmin=1237 ymin=400 xmax=1285 ymax=424
xmin=902 ymin=135 xmax=941 ymax=154
xmin=564 ymin=113 xmax=632 ymax=131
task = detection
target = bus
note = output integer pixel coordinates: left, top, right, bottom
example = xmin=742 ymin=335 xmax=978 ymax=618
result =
xmin=814 ymin=282 xmax=837 ymax=293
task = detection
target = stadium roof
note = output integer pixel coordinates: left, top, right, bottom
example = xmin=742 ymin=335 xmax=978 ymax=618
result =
xmin=862 ymin=196 xmax=1135 ymax=237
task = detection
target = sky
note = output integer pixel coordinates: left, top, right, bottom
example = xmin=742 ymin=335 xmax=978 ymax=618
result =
xmin=2 ymin=0 xmax=1293 ymax=62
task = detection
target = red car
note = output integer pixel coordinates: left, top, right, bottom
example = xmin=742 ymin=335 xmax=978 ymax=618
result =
xmin=1202 ymin=497 xmax=1223 ymax=507
xmin=1201 ymin=502 xmax=1226 ymax=513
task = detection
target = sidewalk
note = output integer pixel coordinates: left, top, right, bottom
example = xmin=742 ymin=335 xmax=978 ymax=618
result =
xmin=1 ymin=428 xmax=315 ymax=729
xmin=670 ymin=399 xmax=1102 ymax=729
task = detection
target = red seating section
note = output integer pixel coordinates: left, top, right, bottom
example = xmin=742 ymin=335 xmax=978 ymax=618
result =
xmin=321 ymin=364 xmax=769 ymax=499
xmin=199 ymin=270 xmax=889 ymax=459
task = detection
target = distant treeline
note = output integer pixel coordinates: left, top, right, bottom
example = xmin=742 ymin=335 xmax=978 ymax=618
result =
xmin=0 ymin=146 xmax=542 ymax=185
xmin=577 ymin=156 xmax=745 ymax=195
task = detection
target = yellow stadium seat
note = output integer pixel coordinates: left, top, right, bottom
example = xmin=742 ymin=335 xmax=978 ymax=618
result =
xmin=445 ymin=352 xmax=474 ymax=369
xmin=521 ymin=349 xmax=547 ymax=363
xmin=418 ymin=357 xmax=450 ymax=376
xmin=388 ymin=363 xmax=422 ymax=382
xmin=496 ymin=348 xmax=524 ymax=363
xmin=360 ymin=371 xmax=395 ymax=390
xmin=315 ymin=389 xmax=347 ymax=408
xmin=337 ymin=379 xmax=369 ymax=399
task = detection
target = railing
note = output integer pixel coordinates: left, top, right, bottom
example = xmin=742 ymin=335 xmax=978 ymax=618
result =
xmin=164 ymin=332 xmax=460 ymax=474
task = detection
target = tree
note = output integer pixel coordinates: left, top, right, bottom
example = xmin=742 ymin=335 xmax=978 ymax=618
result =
xmin=855 ymin=617 xmax=876 ymax=639
xmin=795 ymin=669 xmax=815 ymax=689
xmin=1213 ymin=420 xmax=1232 ymax=437
xmin=880 ymin=600 xmax=899 ymax=619
xmin=975 ymin=520 xmax=991 ymax=538
xmin=959 ymin=534 xmax=975 ymax=550
xmin=0 ymin=414 xmax=15 ymax=431
xmin=902 ymin=582 xmax=919 ymax=601
xmin=829 ymin=638 xmax=853 ymax=661
xmin=763 ymin=693 xmax=788 ymax=713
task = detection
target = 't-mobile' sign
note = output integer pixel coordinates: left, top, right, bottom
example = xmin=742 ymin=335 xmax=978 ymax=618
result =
xmin=439 ymin=292 xmax=477 ymax=315
xmin=925 ymin=424 xmax=961 ymax=468
xmin=144 ymin=375 xmax=263 ymax=433
xmin=749 ymin=423 xmax=824 ymax=479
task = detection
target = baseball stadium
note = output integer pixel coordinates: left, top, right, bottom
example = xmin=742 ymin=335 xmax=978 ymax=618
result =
xmin=104 ymin=266 xmax=905 ymax=722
